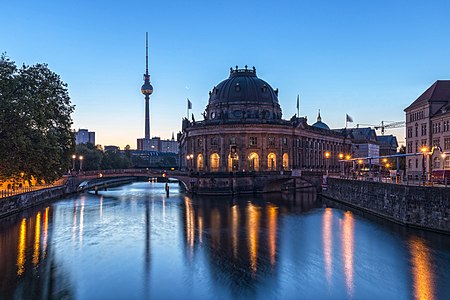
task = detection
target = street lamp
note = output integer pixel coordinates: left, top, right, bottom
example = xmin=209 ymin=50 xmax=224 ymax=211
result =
xmin=441 ymin=153 xmax=447 ymax=185
xmin=324 ymin=151 xmax=330 ymax=176
xmin=72 ymin=154 xmax=76 ymax=171
xmin=79 ymin=155 xmax=84 ymax=172
xmin=421 ymin=146 xmax=428 ymax=185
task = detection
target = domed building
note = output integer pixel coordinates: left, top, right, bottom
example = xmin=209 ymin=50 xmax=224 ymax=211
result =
xmin=179 ymin=66 xmax=349 ymax=175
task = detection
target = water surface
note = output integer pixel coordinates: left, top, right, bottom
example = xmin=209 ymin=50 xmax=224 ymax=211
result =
xmin=0 ymin=181 xmax=449 ymax=299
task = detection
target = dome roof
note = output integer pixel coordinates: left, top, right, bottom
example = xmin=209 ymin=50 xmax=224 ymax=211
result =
xmin=208 ymin=66 xmax=279 ymax=105
xmin=312 ymin=110 xmax=330 ymax=130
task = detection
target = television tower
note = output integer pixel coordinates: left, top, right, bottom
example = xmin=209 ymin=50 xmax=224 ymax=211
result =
xmin=141 ymin=32 xmax=153 ymax=139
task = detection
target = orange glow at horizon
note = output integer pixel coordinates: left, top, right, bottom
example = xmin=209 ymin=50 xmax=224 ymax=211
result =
xmin=409 ymin=236 xmax=435 ymax=300
xmin=341 ymin=211 xmax=354 ymax=297
xmin=33 ymin=212 xmax=41 ymax=266
xmin=323 ymin=208 xmax=333 ymax=284
xmin=247 ymin=203 xmax=260 ymax=274
xmin=17 ymin=218 xmax=26 ymax=276
xmin=267 ymin=204 xmax=278 ymax=267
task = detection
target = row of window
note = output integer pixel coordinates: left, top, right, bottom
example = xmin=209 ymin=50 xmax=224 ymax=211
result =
xmin=407 ymin=137 xmax=450 ymax=153
xmin=198 ymin=136 xmax=343 ymax=150
xmin=409 ymin=110 xmax=424 ymax=122
xmin=407 ymin=157 xmax=450 ymax=169
xmin=193 ymin=152 xmax=290 ymax=172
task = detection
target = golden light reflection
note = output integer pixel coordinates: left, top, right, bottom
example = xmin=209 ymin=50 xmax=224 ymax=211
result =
xmin=231 ymin=205 xmax=239 ymax=259
xmin=184 ymin=197 xmax=195 ymax=250
xmin=341 ymin=211 xmax=354 ymax=297
xmin=198 ymin=215 xmax=203 ymax=244
xmin=247 ymin=203 xmax=260 ymax=274
xmin=323 ymin=208 xmax=333 ymax=284
xmin=17 ymin=218 xmax=26 ymax=276
xmin=267 ymin=204 xmax=278 ymax=267
xmin=42 ymin=207 xmax=49 ymax=257
xmin=409 ymin=236 xmax=435 ymax=300
xmin=32 ymin=212 xmax=41 ymax=266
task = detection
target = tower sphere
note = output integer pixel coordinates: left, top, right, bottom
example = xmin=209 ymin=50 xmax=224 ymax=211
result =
xmin=141 ymin=81 xmax=153 ymax=95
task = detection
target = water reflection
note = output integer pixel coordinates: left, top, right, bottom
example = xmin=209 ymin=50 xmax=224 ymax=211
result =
xmin=409 ymin=236 xmax=435 ymax=300
xmin=341 ymin=211 xmax=355 ymax=297
xmin=267 ymin=204 xmax=277 ymax=267
xmin=322 ymin=208 xmax=333 ymax=284
xmin=247 ymin=203 xmax=261 ymax=274
xmin=17 ymin=218 xmax=26 ymax=276
xmin=33 ymin=212 xmax=41 ymax=266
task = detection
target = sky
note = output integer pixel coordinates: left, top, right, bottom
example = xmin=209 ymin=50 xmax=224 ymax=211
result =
xmin=2 ymin=1 xmax=450 ymax=149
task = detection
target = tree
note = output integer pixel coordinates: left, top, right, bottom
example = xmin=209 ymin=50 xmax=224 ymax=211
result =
xmin=0 ymin=54 xmax=74 ymax=183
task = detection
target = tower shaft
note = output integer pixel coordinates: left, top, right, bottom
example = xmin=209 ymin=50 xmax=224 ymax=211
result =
xmin=145 ymin=95 xmax=150 ymax=139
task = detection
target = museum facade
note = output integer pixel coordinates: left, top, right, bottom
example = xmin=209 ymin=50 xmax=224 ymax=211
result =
xmin=179 ymin=67 xmax=350 ymax=174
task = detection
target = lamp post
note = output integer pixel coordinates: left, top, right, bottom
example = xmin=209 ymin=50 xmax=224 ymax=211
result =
xmin=72 ymin=154 xmax=76 ymax=171
xmin=345 ymin=154 xmax=351 ymax=179
xmin=441 ymin=153 xmax=447 ymax=186
xmin=339 ymin=153 xmax=344 ymax=177
xmin=421 ymin=146 xmax=428 ymax=185
xmin=324 ymin=151 xmax=330 ymax=176
xmin=79 ymin=155 xmax=84 ymax=172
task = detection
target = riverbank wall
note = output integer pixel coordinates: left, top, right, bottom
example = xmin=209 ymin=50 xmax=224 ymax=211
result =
xmin=323 ymin=178 xmax=450 ymax=234
xmin=0 ymin=177 xmax=136 ymax=219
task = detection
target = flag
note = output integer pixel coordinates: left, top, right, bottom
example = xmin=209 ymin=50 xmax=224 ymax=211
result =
xmin=187 ymin=98 xmax=192 ymax=109
xmin=346 ymin=114 xmax=353 ymax=123
xmin=296 ymin=94 xmax=299 ymax=110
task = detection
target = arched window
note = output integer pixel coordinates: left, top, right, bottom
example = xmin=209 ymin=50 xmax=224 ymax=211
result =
xmin=228 ymin=153 xmax=239 ymax=172
xmin=248 ymin=152 xmax=259 ymax=171
xmin=408 ymin=159 xmax=412 ymax=169
xmin=283 ymin=153 xmax=289 ymax=170
xmin=210 ymin=153 xmax=220 ymax=172
xmin=197 ymin=154 xmax=204 ymax=171
xmin=267 ymin=153 xmax=276 ymax=171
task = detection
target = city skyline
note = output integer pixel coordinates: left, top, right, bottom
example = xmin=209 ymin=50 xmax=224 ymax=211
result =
xmin=2 ymin=1 xmax=450 ymax=148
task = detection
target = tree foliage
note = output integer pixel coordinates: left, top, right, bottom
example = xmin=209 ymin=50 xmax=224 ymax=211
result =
xmin=74 ymin=143 xmax=132 ymax=171
xmin=0 ymin=54 xmax=74 ymax=182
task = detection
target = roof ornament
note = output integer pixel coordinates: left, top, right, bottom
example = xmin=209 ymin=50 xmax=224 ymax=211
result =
xmin=253 ymin=66 xmax=256 ymax=72
xmin=245 ymin=65 xmax=248 ymax=70
xmin=317 ymin=109 xmax=322 ymax=122
xmin=235 ymin=65 xmax=238 ymax=71
xmin=230 ymin=67 xmax=233 ymax=73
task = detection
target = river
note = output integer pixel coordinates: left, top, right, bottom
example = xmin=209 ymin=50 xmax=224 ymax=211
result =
xmin=0 ymin=181 xmax=449 ymax=299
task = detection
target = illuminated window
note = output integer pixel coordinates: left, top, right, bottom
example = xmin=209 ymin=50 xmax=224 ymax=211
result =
xmin=210 ymin=153 xmax=220 ymax=172
xmin=283 ymin=153 xmax=289 ymax=170
xmin=197 ymin=154 xmax=204 ymax=171
xmin=248 ymin=152 xmax=259 ymax=171
xmin=267 ymin=153 xmax=276 ymax=171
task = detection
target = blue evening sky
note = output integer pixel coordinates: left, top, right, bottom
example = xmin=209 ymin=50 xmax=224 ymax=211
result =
xmin=2 ymin=1 xmax=449 ymax=148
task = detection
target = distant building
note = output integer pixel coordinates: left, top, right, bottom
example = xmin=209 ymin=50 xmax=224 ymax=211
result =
xmin=104 ymin=145 xmax=120 ymax=153
xmin=129 ymin=150 xmax=179 ymax=168
xmin=334 ymin=127 xmax=379 ymax=158
xmin=75 ymin=129 xmax=95 ymax=145
xmin=378 ymin=135 xmax=398 ymax=157
xmin=404 ymin=80 xmax=450 ymax=179
xmin=137 ymin=135 xmax=179 ymax=153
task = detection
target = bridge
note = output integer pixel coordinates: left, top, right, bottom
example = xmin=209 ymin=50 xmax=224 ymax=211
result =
xmin=69 ymin=168 xmax=324 ymax=195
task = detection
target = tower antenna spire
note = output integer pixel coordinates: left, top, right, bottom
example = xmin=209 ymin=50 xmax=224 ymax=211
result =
xmin=145 ymin=32 xmax=149 ymax=76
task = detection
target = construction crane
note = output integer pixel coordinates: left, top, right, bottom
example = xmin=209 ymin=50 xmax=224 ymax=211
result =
xmin=356 ymin=121 xmax=406 ymax=135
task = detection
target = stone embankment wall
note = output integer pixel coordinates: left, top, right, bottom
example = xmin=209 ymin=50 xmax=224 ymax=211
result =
xmin=0 ymin=177 xmax=136 ymax=219
xmin=0 ymin=186 xmax=67 ymax=218
xmin=323 ymin=178 xmax=450 ymax=233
